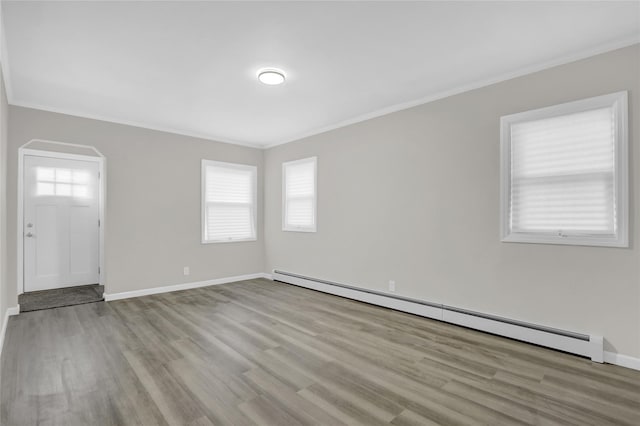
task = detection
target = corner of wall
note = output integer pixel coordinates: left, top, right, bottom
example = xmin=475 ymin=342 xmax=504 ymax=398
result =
xmin=0 ymin=63 xmax=9 ymax=328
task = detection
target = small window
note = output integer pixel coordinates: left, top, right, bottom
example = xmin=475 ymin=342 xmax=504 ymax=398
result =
xmin=500 ymin=91 xmax=628 ymax=247
xmin=283 ymin=157 xmax=317 ymax=232
xmin=202 ymin=160 xmax=257 ymax=243
xmin=36 ymin=167 xmax=91 ymax=198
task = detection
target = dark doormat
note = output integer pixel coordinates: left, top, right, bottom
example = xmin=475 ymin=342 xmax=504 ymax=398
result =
xmin=19 ymin=284 xmax=105 ymax=312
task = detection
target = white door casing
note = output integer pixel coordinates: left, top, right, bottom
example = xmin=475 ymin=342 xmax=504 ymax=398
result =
xmin=23 ymin=155 xmax=100 ymax=291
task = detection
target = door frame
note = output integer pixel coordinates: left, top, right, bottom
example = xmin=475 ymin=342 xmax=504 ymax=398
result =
xmin=17 ymin=140 xmax=106 ymax=295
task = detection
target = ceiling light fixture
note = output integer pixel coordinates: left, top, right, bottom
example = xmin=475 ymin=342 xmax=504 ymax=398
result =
xmin=257 ymin=68 xmax=286 ymax=85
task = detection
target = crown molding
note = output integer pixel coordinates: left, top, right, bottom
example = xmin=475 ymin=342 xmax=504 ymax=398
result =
xmin=264 ymin=36 xmax=640 ymax=149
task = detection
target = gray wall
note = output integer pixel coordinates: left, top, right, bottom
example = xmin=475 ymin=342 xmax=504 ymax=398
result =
xmin=6 ymin=107 xmax=265 ymax=306
xmin=264 ymin=45 xmax=640 ymax=358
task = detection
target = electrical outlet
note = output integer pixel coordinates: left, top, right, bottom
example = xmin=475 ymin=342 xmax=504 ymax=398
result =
xmin=183 ymin=266 xmax=190 ymax=276
xmin=388 ymin=280 xmax=396 ymax=292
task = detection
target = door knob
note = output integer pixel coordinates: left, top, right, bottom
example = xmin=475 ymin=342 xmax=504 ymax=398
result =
xmin=25 ymin=232 xmax=33 ymax=238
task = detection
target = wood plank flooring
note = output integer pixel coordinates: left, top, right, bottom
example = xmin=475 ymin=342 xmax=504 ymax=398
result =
xmin=1 ymin=278 xmax=639 ymax=425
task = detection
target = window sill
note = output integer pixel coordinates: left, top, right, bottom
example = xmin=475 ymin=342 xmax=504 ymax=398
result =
xmin=282 ymin=227 xmax=316 ymax=233
xmin=202 ymin=238 xmax=257 ymax=244
xmin=501 ymin=233 xmax=628 ymax=248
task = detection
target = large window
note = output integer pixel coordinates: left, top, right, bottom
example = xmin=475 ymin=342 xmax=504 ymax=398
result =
xmin=283 ymin=157 xmax=317 ymax=232
xmin=201 ymin=160 xmax=257 ymax=243
xmin=500 ymin=91 xmax=628 ymax=247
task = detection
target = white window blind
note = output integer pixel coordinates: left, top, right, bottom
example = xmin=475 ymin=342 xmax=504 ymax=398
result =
xmin=202 ymin=160 xmax=257 ymax=243
xmin=283 ymin=157 xmax=317 ymax=232
xmin=501 ymin=91 xmax=628 ymax=247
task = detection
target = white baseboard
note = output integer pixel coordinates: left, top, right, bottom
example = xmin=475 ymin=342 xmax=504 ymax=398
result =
xmin=604 ymin=351 xmax=640 ymax=371
xmin=0 ymin=306 xmax=20 ymax=358
xmin=272 ymin=270 xmax=610 ymax=364
xmin=442 ymin=309 xmax=603 ymax=362
xmin=273 ymin=271 xmax=443 ymax=321
xmin=104 ymin=273 xmax=270 ymax=301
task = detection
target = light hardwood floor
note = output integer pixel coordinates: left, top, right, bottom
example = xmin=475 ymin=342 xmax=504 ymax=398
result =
xmin=1 ymin=278 xmax=639 ymax=425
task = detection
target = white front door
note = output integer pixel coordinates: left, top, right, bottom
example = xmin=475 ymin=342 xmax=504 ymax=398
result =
xmin=24 ymin=155 xmax=100 ymax=292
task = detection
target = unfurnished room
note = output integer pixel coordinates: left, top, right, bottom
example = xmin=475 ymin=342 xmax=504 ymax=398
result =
xmin=0 ymin=1 xmax=639 ymax=425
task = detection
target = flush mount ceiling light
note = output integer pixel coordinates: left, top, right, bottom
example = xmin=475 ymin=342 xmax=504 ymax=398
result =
xmin=257 ymin=68 xmax=286 ymax=85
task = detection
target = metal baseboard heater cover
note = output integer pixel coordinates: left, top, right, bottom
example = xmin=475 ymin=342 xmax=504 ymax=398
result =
xmin=272 ymin=270 xmax=604 ymax=363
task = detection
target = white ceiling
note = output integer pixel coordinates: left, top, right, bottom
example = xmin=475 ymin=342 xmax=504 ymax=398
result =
xmin=2 ymin=1 xmax=639 ymax=148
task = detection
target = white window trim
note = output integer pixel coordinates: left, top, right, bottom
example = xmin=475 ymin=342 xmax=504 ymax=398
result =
xmin=500 ymin=91 xmax=628 ymax=248
xmin=201 ymin=159 xmax=258 ymax=244
xmin=282 ymin=156 xmax=317 ymax=233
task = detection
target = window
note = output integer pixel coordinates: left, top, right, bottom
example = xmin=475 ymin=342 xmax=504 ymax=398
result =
xmin=201 ymin=160 xmax=257 ymax=243
xmin=500 ymin=91 xmax=628 ymax=247
xmin=283 ymin=157 xmax=317 ymax=232
xmin=36 ymin=167 xmax=90 ymax=198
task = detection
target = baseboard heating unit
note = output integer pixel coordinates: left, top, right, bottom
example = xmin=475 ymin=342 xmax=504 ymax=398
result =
xmin=272 ymin=270 xmax=604 ymax=363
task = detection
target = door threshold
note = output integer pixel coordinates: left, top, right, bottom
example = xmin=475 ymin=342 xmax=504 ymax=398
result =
xmin=19 ymin=284 xmax=105 ymax=312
